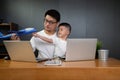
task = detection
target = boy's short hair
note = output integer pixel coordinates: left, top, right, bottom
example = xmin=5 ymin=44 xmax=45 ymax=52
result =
xmin=58 ymin=22 xmax=72 ymax=34
xmin=44 ymin=9 xmax=60 ymax=22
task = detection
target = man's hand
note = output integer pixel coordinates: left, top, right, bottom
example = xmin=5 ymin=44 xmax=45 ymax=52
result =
xmin=11 ymin=33 xmax=20 ymax=40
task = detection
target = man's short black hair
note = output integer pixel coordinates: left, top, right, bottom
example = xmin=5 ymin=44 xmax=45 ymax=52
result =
xmin=44 ymin=9 xmax=60 ymax=22
xmin=58 ymin=22 xmax=72 ymax=34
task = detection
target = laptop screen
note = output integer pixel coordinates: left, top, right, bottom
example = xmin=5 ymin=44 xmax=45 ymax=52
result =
xmin=65 ymin=38 xmax=97 ymax=61
xmin=4 ymin=40 xmax=37 ymax=62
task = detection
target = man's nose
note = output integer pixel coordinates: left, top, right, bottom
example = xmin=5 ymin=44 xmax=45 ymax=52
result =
xmin=46 ymin=22 xmax=50 ymax=26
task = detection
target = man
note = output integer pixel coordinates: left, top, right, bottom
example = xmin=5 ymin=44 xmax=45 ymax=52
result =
xmin=12 ymin=9 xmax=60 ymax=59
xmin=33 ymin=22 xmax=71 ymax=58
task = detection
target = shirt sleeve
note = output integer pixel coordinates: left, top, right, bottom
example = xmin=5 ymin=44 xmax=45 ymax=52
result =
xmin=52 ymin=37 xmax=59 ymax=45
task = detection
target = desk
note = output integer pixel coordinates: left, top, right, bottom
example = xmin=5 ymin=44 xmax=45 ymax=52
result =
xmin=0 ymin=58 xmax=120 ymax=80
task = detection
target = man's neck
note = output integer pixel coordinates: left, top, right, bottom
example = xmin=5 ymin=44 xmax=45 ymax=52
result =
xmin=44 ymin=30 xmax=56 ymax=35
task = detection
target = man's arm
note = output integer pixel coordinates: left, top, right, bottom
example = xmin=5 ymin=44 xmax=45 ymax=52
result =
xmin=32 ymin=33 xmax=53 ymax=43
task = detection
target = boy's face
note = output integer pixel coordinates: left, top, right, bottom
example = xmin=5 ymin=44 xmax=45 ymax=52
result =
xmin=44 ymin=15 xmax=59 ymax=33
xmin=57 ymin=26 xmax=69 ymax=38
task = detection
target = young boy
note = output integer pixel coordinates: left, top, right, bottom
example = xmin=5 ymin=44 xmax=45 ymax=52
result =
xmin=33 ymin=22 xmax=71 ymax=58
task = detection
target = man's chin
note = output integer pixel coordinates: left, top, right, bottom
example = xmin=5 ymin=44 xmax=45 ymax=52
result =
xmin=46 ymin=30 xmax=52 ymax=32
xmin=45 ymin=29 xmax=52 ymax=33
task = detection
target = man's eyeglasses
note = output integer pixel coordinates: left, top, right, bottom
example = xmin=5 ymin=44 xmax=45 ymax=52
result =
xmin=44 ymin=19 xmax=57 ymax=25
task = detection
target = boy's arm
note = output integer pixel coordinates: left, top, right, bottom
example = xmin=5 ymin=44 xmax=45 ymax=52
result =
xmin=32 ymin=33 xmax=53 ymax=43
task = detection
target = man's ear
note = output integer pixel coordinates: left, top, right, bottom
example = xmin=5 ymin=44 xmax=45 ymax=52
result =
xmin=56 ymin=22 xmax=60 ymax=27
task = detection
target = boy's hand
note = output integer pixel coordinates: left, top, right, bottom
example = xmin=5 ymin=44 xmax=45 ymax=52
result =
xmin=32 ymin=33 xmax=39 ymax=38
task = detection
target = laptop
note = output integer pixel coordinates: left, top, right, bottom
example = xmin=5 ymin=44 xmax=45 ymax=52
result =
xmin=65 ymin=38 xmax=97 ymax=61
xmin=3 ymin=40 xmax=49 ymax=62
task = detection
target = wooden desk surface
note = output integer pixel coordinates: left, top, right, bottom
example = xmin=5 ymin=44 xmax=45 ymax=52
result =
xmin=0 ymin=58 xmax=120 ymax=80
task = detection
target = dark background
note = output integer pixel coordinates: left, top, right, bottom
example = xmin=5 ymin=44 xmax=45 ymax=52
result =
xmin=0 ymin=0 xmax=120 ymax=59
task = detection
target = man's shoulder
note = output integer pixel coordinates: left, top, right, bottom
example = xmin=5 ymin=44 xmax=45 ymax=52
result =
xmin=37 ymin=30 xmax=44 ymax=34
xmin=30 ymin=30 xmax=44 ymax=40
xmin=36 ymin=30 xmax=46 ymax=36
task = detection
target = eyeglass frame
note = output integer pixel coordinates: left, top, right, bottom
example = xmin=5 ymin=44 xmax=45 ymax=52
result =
xmin=44 ymin=19 xmax=57 ymax=25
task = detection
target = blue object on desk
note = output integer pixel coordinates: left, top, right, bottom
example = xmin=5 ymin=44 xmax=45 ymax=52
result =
xmin=0 ymin=28 xmax=37 ymax=39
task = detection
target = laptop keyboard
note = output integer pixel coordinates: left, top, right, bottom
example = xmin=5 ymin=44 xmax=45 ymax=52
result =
xmin=44 ymin=58 xmax=62 ymax=66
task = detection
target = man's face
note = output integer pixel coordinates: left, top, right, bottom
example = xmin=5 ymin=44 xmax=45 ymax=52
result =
xmin=44 ymin=15 xmax=59 ymax=32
